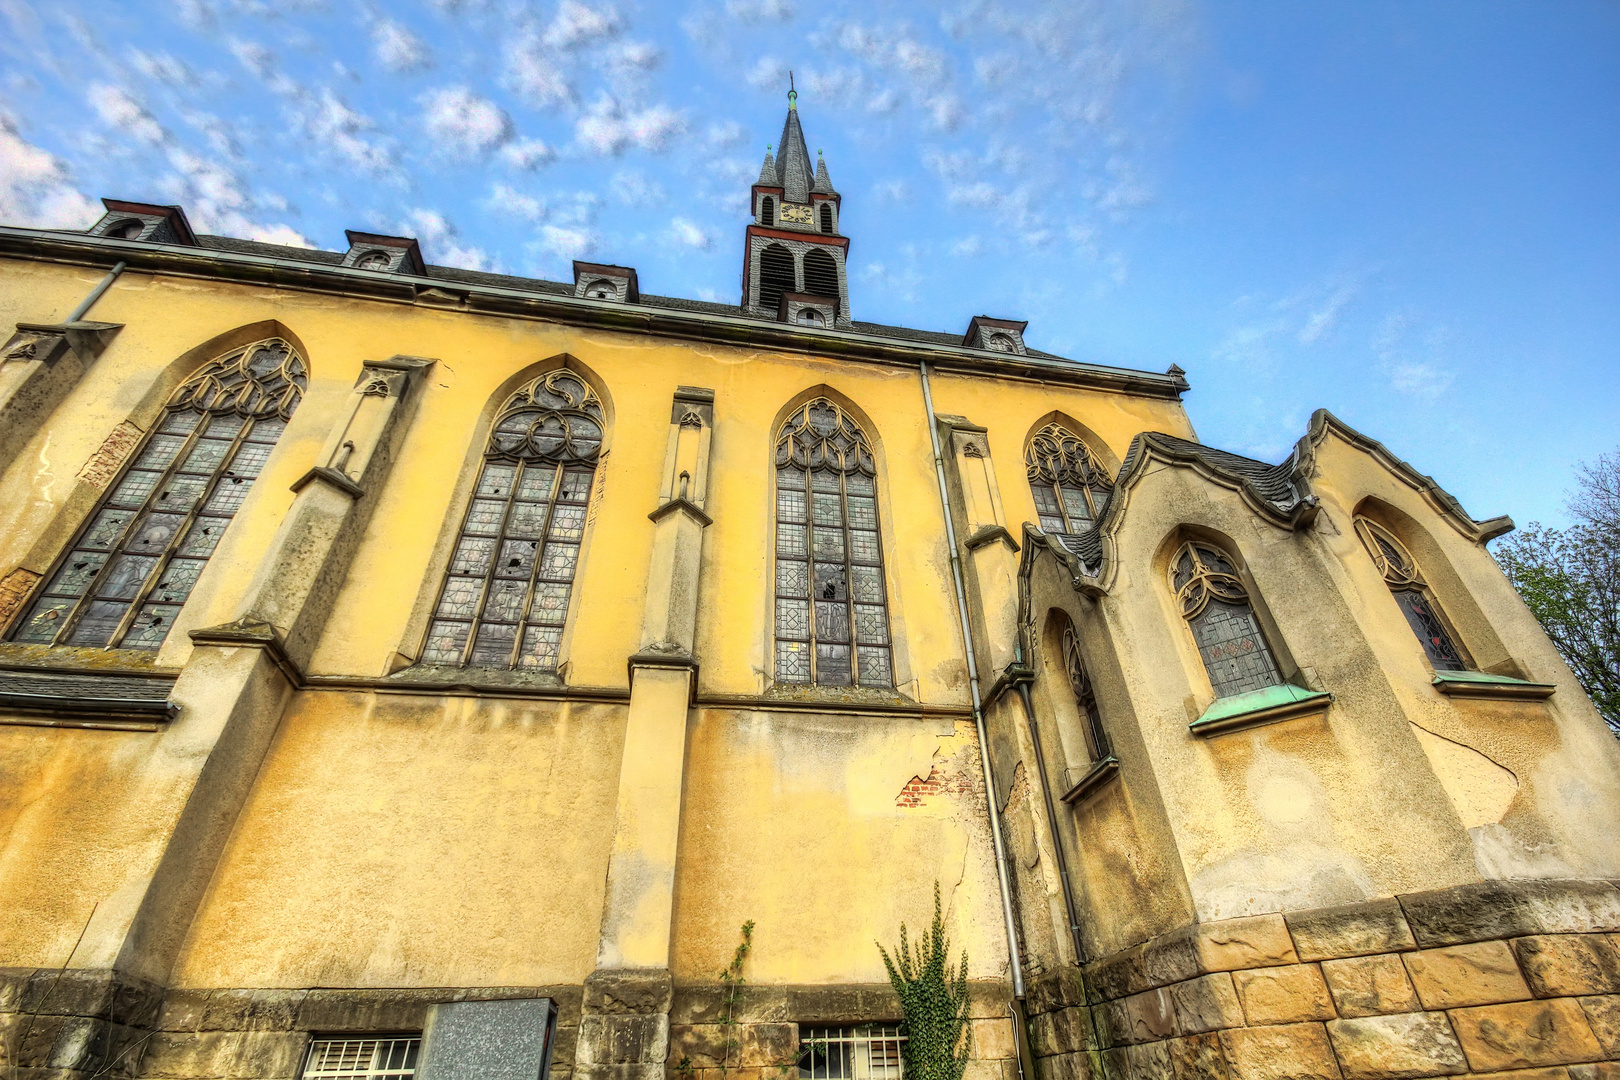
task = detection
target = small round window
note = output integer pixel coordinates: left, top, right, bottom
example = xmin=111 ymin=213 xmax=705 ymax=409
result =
xmin=584 ymin=280 xmax=617 ymax=300
xmin=796 ymin=308 xmax=825 ymax=327
xmin=108 ymin=219 xmax=145 ymax=240
xmin=985 ymin=332 xmax=1016 ymax=352
xmin=356 ymin=250 xmax=392 ymax=270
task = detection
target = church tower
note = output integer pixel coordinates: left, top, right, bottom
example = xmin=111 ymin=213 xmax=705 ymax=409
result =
xmin=742 ymin=85 xmax=850 ymax=328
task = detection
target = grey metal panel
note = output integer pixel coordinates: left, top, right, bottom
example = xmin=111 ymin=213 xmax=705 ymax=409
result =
xmin=417 ymin=998 xmax=557 ymax=1080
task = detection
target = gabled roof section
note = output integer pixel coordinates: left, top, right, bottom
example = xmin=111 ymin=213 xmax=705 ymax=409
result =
xmin=1019 ymin=411 xmax=1512 ymax=602
xmin=812 ymin=151 xmax=836 ymax=195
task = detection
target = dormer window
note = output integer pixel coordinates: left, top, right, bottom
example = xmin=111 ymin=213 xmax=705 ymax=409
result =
xmin=986 ymin=333 xmax=1016 ymax=352
xmin=109 ymin=219 xmax=145 ymax=240
xmin=796 ymin=309 xmax=824 ymax=327
xmin=962 ymin=316 xmax=1029 ymax=355
xmin=572 ymin=261 xmax=639 ymax=303
xmin=355 ymin=250 xmax=392 ymax=270
xmin=584 ymin=280 xmax=617 ymax=300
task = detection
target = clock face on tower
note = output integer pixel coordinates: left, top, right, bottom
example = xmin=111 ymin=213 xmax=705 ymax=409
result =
xmin=778 ymin=203 xmax=813 ymax=225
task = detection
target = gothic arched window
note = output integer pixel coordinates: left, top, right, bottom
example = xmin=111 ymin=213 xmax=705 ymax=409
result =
xmin=761 ymin=196 xmax=775 ymax=226
xmin=1171 ymin=541 xmax=1283 ymax=698
xmin=759 ymin=244 xmax=796 ymax=312
xmin=818 ymin=203 xmax=833 ymax=234
xmin=774 ymin=399 xmax=891 ymax=688
xmin=1355 ymin=518 xmax=1465 ymax=671
xmin=10 ymin=338 xmax=306 ymax=649
xmin=420 ymin=369 xmax=604 ymax=671
xmin=1026 ymin=423 xmax=1113 ymax=537
xmin=1061 ymin=618 xmax=1112 ymax=763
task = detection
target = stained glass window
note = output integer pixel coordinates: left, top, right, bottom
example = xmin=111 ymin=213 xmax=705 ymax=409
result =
xmin=1026 ymin=423 xmax=1113 ymax=538
xmin=9 ymin=338 xmax=305 ymax=650
xmin=1061 ymin=620 xmax=1111 ymax=762
xmin=774 ymin=399 xmax=892 ymax=688
xmin=1354 ymin=518 xmax=1465 ymax=671
xmin=421 ymin=369 xmax=603 ymax=671
xmin=1171 ymin=541 xmax=1283 ymax=698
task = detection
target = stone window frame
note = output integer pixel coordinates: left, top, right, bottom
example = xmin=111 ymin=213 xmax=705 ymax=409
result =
xmin=1354 ymin=516 xmax=1470 ymax=672
xmin=414 ymin=368 xmax=606 ymax=673
xmin=1025 ymin=421 xmax=1114 ymax=539
xmin=1168 ymin=538 xmax=1288 ymax=700
xmin=6 ymin=337 xmax=307 ymax=651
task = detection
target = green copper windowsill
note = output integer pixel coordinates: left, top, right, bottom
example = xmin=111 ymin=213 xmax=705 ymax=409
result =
xmin=1432 ymin=669 xmax=1557 ymax=700
xmin=1190 ymin=683 xmax=1333 ymax=737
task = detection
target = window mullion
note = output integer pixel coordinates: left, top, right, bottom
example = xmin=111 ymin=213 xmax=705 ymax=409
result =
xmin=839 ymin=468 xmax=858 ymax=686
xmin=459 ymin=452 xmax=525 ymax=667
xmin=53 ymin=409 xmax=207 ymax=646
xmin=804 ymin=462 xmax=819 ymax=685
xmin=507 ymin=459 xmax=566 ymax=669
xmin=109 ymin=412 xmax=254 ymax=647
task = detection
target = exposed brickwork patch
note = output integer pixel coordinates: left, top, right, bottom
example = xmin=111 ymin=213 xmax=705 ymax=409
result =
xmin=0 ymin=567 xmax=41 ymax=628
xmin=77 ymin=421 xmax=144 ymax=489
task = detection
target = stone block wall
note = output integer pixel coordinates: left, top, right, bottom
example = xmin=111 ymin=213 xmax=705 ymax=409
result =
xmin=1025 ymin=879 xmax=1620 ymax=1080
xmin=665 ymin=983 xmax=1019 ymax=1080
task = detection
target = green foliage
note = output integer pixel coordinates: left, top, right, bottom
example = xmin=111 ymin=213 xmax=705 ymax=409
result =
xmin=717 ymin=920 xmax=756 ymax=1077
xmin=1494 ymin=448 xmax=1620 ymax=736
xmin=877 ymin=884 xmax=971 ymax=1080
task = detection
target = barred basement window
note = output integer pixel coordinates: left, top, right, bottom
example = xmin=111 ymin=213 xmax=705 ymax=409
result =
xmin=9 ymin=338 xmax=305 ymax=650
xmin=1355 ymin=517 xmax=1466 ymax=671
xmin=1171 ymin=540 xmax=1283 ymax=698
xmin=1026 ymin=423 xmax=1112 ymax=537
xmin=1062 ymin=620 xmax=1112 ymax=762
xmin=420 ymin=369 xmax=604 ymax=671
xmin=799 ymin=1025 xmax=905 ymax=1080
xmin=774 ymin=399 xmax=892 ymax=688
xmin=301 ymin=1036 xmax=420 ymax=1080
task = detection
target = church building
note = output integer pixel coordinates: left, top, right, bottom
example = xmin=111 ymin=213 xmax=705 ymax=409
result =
xmin=1 ymin=93 xmax=1618 ymax=1080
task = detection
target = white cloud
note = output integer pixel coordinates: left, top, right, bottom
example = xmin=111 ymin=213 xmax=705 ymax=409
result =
xmin=543 ymin=1 xmax=622 ymax=49
xmin=130 ymin=50 xmax=197 ymax=88
xmin=421 ymin=86 xmax=513 ymax=155
xmin=535 ymin=224 xmax=597 ymax=260
xmin=951 ymin=236 xmax=984 ymax=257
xmin=668 ymin=217 xmax=712 ymax=250
xmin=305 ymin=88 xmax=394 ymax=171
xmin=485 ymin=183 xmax=546 ymax=222
xmin=1299 ymin=283 xmax=1358 ymax=344
xmin=0 ymin=113 xmax=99 ymax=228
xmin=164 ymin=148 xmax=311 ymax=246
xmin=500 ymin=137 xmax=554 ymax=170
xmin=605 ymin=41 xmax=660 ymax=70
xmin=706 ymin=121 xmax=745 ymax=148
xmin=400 ymin=207 xmax=497 ymax=271
xmin=229 ymin=39 xmax=278 ymax=80
xmin=575 ymin=96 xmax=684 ymax=156
xmin=726 ymin=0 xmax=792 ymax=20
xmin=374 ymin=19 xmax=431 ymax=73
xmin=87 ymin=84 xmax=167 ymax=145
xmin=505 ymin=32 xmax=575 ymax=107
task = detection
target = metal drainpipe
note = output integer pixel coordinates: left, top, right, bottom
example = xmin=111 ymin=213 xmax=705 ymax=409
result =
xmin=917 ymin=360 xmax=1033 ymax=1077
xmin=65 ymin=261 xmax=127 ymax=323
xmin=1012 ymin=677 xmax=1088 ymax=966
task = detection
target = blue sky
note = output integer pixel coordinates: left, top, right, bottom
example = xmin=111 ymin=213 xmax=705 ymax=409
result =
xmin=1 ymin=0 xmax=1615 ymax=530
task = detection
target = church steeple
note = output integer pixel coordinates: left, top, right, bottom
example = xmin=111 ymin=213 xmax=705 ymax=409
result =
xmin=742 ymin=83 xmax=849 ymax=329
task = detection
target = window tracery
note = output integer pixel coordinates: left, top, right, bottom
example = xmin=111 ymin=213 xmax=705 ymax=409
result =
xmin=1026 ymin=423 xmax=1113 ymax=537
xmin=1354 ymin=518 xmax=1465 ymax=671
xmin=1061 ymin=620 xmax=1111 ymax=762
xmin=420 ymin=369 xmax=604 ymax=671
xmin=10 ymin=338 xmax=306 ymax=650
xmin=773 ymin=398 xmax=892 ymax=688
xmin=1171 ymin=540 xmax=1282 ymax=698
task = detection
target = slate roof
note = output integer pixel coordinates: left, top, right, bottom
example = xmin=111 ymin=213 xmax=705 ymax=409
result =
xmin=774 ymin=101 xmax=816 ymax=203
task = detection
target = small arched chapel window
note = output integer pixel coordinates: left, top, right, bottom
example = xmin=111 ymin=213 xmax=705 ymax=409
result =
xmin=1061 ymin=618 xmax=1112 ymax=763
xmin=1355 ymin=518 xmax=1466 ymax=671
xmin=773 ymin=398 xmax=892 ymax=688
xmin=10 ymin=338 xmax=307 ymax=649
xmin=584 ymin=279 xmax=617 ymax=300
xmin=1026 ymin=423 xmax=1113 ymax=538
xmin=356 ymin=250 xmax=392 ymax=270
xmin=1171 ymin=540 xmax=1283 ymax=698
xmin=420 ymin=369 xmax=604 ymax=671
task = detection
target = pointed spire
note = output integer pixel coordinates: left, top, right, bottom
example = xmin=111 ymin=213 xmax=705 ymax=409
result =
xmin=774 ymin=81 xmax=815 ymax=203
xmin=812 ymin=148 xmax=835 ymax=195
xmin=757 ymin=144 xmax=776 ymax=185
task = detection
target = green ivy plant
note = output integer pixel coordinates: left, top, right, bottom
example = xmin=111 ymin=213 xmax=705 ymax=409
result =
xmin=717 ymin=920 xmax=756 ymax=1077
xmin=877 ymin=884 xmax=972 ymax=1080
